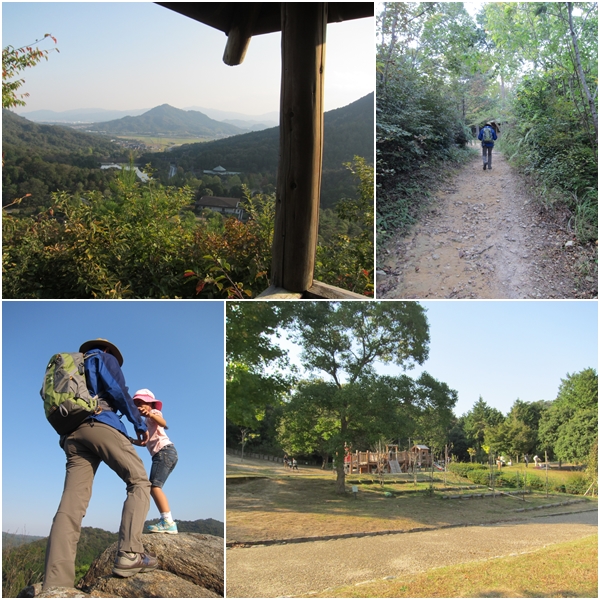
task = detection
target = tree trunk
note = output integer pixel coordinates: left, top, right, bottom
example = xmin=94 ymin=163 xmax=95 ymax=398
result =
xmin=567 ymin=2 xmax=598 ymax=139
xmin=335 ymin=460 xmax=346 ymax=494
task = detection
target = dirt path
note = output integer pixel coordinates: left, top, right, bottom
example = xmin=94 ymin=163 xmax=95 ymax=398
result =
xmin=376 ymin=151 xmax=597 ymax=299
xmin=226 ymin=509 xmax=597 ymax=598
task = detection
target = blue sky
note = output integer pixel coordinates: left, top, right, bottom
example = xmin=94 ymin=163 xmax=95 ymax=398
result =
xmin=2 ymin=2 xmax=374 ymax=115
xmin=280 ymin=301 xmax=598 ymax=418
xmin=2 ymin=301 xmax=225 ymax=537
xmin=412 ymin=301 xmax=598 ymax=416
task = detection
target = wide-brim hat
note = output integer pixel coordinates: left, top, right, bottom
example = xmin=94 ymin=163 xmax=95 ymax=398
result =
xmin=79 ymin=338 xmax=124 ymax=366
xmin=133 ymin=388 xmax=163 ymax=412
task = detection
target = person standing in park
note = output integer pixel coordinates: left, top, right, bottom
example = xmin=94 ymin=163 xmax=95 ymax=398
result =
xmin=43 ymin=338 xmax=157 ymax=590
xmin=478 ymin=122 xmax=497 ymax=170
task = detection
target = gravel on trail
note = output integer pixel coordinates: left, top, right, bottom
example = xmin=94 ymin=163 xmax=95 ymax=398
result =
xmin=226 ymin=509 xmax=598 ymax=598
xmin=376 ymin=151 xmax=597 ymax=299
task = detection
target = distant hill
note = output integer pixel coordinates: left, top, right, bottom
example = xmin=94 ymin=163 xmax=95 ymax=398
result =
xmin=1 ymin=526 xmax=119 ymax=597
xmin=16 ymin=107 xmax=150 ymax=124
xmin=150 ymin=93 xmax=373 ymax=173
xmin=85 ymin=104 xmax=245 ymax=138
xmin=2 ymin=532 xmax=45 ymax=548
xmin=144 ymin=518 xmax=224 ymax=538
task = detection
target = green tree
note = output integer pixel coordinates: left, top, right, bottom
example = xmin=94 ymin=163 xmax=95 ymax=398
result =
xmin=538 ymin=368 xmax=598 ymax=463
xmin=281 ymin=301 xmax=430 ymax=493
xmin=226 ymin=302 xmax=294 ymax=437
xmin=315 ymin=157 xmax=374 ymax=296
xmin=463 ymin=396 xmax=505 ymax=462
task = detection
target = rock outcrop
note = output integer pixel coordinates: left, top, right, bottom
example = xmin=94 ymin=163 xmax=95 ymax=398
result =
xmin=18 ymin=533 xmax=224 ymax=598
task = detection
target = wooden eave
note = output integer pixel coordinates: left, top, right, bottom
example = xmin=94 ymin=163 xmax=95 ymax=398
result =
xmin=156 ymin=3 xmax=374 ymax=37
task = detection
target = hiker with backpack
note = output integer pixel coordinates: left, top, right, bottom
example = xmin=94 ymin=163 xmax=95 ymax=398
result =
xmin=478 ymin=122 xmax=497 ymax=170
xmin=132 ymin=389 xmax=179 ymax=534
xmin=42 ymin=338 xmax=157 ymax=590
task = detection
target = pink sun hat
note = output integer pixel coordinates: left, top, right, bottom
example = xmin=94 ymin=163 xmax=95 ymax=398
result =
xmin=133 ymin=388 xmax=163 ymax=412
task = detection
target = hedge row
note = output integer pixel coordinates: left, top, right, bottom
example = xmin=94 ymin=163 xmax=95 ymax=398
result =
xmin=448 ymin=463 xmax=590 ymax=495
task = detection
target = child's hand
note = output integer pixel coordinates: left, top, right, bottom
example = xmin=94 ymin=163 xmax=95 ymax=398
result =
xmin=138 ymin=404 xmax=151 ymax=416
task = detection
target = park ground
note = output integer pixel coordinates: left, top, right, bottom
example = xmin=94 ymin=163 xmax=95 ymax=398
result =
xmin=226 ymin=454 xmax=598 ymax=598
xmin=376 ymin=151 xmax=597 ymax=300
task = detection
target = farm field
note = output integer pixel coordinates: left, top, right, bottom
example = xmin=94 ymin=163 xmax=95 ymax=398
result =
xmin=114 ymin=134 xmax=211 ymax=150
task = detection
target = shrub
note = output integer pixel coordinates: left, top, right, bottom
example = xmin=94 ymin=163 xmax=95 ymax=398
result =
xmin=447 ymin=462 xmax=487 ymax=478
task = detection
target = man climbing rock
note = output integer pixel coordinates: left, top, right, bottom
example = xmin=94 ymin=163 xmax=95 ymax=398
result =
xmin=478 ymin=122 xmax=497 ymax=170
xmin=43 ymin=338 xmax=157 ymax=591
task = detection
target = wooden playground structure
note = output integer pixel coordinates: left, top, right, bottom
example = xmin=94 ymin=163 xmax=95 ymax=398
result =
xmin=344 ymin=444 xmax=434 ymax=474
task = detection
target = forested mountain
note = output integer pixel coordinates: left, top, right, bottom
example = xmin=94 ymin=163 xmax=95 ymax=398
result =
xmin=2 ymin=110 xmax=125 ymax=208
xmin=2 ymin=109 xmax=119 ymax=155
xmin=144 ymin=93 xmax=374 ymax=174
xmin=86 ymin=104 xmax=245 ymax=137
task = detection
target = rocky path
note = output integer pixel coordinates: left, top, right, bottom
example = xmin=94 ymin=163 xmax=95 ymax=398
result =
xmin=376 ymin=151 xmax=597 ymax=299
xmin=226 ymin=509 xmax=597 ymax=598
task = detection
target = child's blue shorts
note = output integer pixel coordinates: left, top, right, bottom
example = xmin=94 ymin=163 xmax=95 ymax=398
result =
xmin=150 ymin=444 xmax=178 ymax=488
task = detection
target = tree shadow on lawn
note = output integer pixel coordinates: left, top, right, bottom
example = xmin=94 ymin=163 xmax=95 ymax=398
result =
xmin=226 ymin=475 xmax=597 ymax=543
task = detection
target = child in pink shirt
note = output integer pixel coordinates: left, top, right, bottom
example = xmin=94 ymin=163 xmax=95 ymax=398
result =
xmin=132 ymin=389 xmax=178 ymax=534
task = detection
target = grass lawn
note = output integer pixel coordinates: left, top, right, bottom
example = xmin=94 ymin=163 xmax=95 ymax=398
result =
xmin=226 ymin=456 xmax=597 ymax=543
xmin=317 ymin=534 xmax=598 ymax=598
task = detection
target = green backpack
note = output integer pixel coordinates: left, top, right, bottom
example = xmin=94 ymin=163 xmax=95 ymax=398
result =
xmin=482 ymin=126 xmax=494 ymax=143
xmin=40 ymin=352 xmax=99 ymax=435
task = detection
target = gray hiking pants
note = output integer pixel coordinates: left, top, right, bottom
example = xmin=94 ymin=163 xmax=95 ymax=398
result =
xmin=43 ymin=421 xmax=150 ymax=589
xmin=482 ymin=145 xmax=493 ymax=168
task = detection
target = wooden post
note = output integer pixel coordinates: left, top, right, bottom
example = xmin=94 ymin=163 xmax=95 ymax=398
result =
xmin=271 ymin=3 xmax=327 ymax=292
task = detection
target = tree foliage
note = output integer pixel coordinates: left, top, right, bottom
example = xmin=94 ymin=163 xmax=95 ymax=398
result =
xmin=226 ymin=302 xmax=294 ymax=431
xmin=376 ymin=3 xmax=484 ymax=244
xmin=538 ymin=368 xmax=598 ymax=463
xmin=279 ymin=301 xmax=431 ymax=493
xmin=2 ymin=34 xmax=58 ymax=109
xmin=484 ymin=2 xmax=598 ymax=242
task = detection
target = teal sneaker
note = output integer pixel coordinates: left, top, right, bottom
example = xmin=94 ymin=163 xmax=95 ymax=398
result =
xmin=146 ymin=518 xmax=178 ymax=534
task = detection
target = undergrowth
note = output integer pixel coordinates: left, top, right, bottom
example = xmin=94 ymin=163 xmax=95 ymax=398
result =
xmin=376 ymin=145 xmax=477 ymax=253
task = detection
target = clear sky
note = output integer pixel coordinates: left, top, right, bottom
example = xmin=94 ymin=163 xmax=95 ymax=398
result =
xmin=409 ymin=301 xmax=598 ymax=417
xmin=2 ymin=2 xmax=375 ymax=116
xmin=2 ymin=301 xmax=225 ymax=537
xmin=279 ymin=301 xmax=598 ymax=419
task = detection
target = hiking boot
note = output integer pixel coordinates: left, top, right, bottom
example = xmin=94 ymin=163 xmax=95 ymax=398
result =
xmin=146 ymin=518 xmax=178 ymax=534
xmin=112 ymin=551 xmax=158 ymax=578
xmin=483 ymin=163 xmax=487 ymax=170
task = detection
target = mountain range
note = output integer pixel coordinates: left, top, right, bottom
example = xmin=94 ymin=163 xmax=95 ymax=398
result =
xmin=145 ymin=92 xmax=374 ymax=174
xmin=17 ymin=105 xmax=279 ymax=132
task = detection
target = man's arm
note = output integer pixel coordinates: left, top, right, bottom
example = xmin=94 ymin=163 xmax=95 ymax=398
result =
xmin=97 ymin=354 xmax=148 ymax=433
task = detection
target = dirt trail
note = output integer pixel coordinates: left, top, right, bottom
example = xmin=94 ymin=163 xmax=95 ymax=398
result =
xmin=226 ymin=510 xmax=597 ymax=598
xmin=376 ymin=151 xmax=596 ymax=299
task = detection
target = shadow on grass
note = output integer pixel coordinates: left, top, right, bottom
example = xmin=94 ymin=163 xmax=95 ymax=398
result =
xmin=226 ymin=470 xmax=597 ymax=543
